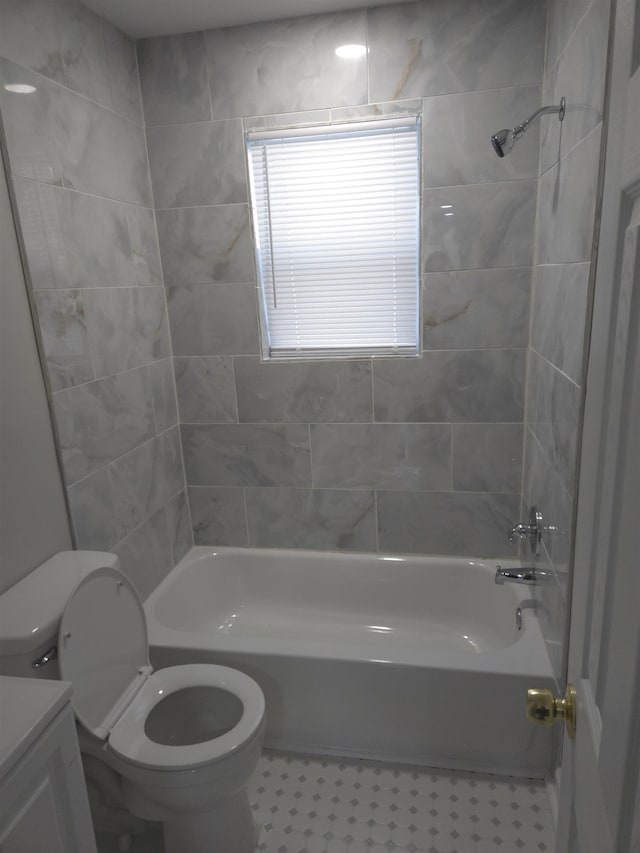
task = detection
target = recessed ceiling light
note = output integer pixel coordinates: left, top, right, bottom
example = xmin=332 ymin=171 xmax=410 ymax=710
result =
xmin=440 ymin=204 xmax=453 ymax=209
xmin=335 ymin=44 xmax=366 ymax=58
xmin=4 ymin=83 xmax=37 ymax=94
xmin=444 ymin=212 xmax=455 ymax=216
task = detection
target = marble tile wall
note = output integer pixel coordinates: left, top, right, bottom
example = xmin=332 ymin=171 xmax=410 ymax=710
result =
xmin=138 ymin=0 xmax=547 ymax=557
xmin=524 ymin=0 xmax=611 ymax=684
xmin=0 ymin=0 xmax=191 ymax=597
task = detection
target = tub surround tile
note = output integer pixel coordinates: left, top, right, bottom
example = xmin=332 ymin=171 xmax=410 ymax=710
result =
xmin=245 ymin=487 xmax=376 ymax=552
xmin=421 ymin=86 xmax=541 ymax=187
xmin=67 ymin=468 xmax=118 ymax=551
xmin=147 ymin=119 xmax=247 ymax=208
xmin=204 ymin=11 xmax=368 ymax=119
xmin=545 ymin=0 xmax=594 ymax=70
xmin=137 ymin=32 xmax=212 ymax=126
xmin=0 ymin=59 xmax=63 ymax=186
xmin=367 ymin=0 xmax=545 ymax=102
xmin=104 ymin=23 xmax=143 ymax=124
xmin=422 ymin=181 xmax=537 ymax=272
xmin=188 ymin=486 xmax=248 ymax=546
xmin=33 ymin=290 xmax=93 ymax=391
xmin=157 ymin=205 xmax=254 ymax=286
xmin=377 ymin=490 xmax=520 ymax=557
xmin=167 ymin=284 xmax=259 ymax=357
xmin=182 ymin=424 xmax=311 ymax=487
xmin=54 ymin=0 xmax=111 ymax=108
xmin=311 ymin=424 xmax=452 ymax=491
xmin=53 ymin=367 xmax=156 ymax=484
xmin=536 ymin=125 xmax=602 ymax=265
xmin=11 ymin=178 xmax=135 ymax=290
xmin=527 ymin=350 xmax=580 ymax=496
xmin=234 ymin=357 xmax=372 ymax=423
xmin=126 ymin=206 xmax=163 ymax=287
xmin=243 ymin=109 xmax=332 ymax=131
xmin=330 ymin=98 xmax=423 ymax=122
xmin=373 ymin=349 xmax=525 ymax=423
xmin=452 ymin=424 xmax=523 ymax=492
xmin=174 ymin=356 xmax=238 ymax=423
xmin=0 ymin=0 xmax=68 ymax=90
xmin=422 ymin=268 xmax=531 ymax=350
xmin=531 ymin=263 xmax=590 ymax=384
xmin=113 ymin=506 xmax=174 ymax=601
xmin=83 ymin=287 xmax=170 ymax=378
xmin=165 ymin=490 xmax=193 ymax=565
xmin=109 ymin=427 xmax=184 ymax=539
xmin=149 ymin=358 xmax=178 ymax=432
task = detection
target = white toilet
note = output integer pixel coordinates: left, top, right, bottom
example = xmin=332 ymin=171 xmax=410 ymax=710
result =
xmin=0 ymin=552 xmax=266 ymax=853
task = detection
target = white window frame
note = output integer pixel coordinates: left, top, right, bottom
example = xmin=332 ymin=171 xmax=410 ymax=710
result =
xmin=246 ymin=116 xmax=421 ymax=361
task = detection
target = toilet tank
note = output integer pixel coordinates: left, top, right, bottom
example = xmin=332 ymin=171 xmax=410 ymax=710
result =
xmin=0 ymin=551 xmax=119 ymax=679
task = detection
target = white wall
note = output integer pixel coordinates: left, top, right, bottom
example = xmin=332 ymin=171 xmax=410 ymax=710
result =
xmin=0 ymin=153 xmax=72 ymax=593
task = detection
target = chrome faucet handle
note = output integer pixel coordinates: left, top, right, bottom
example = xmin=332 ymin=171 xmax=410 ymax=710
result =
xmin=507 ymin=506 xmax=543 ymax=555
xmin=508 ymin=523 xmax=532 ymax=543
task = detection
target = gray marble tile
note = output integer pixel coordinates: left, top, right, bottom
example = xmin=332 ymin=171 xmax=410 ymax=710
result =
xmin=311 ymin=424 xmax=451 ymax=490
xmin=422 ymin=268 xmax=531 ymax=350
xmin=523 ymin=427 xmax=574 ymax=579
xmin=33 ymin=290 xmax=93 ymax=391
xmin=422 ymin=181 xmax=537 ymax=271
xmin=147 ymin=119 xmax=246 ymax=208
xmin=245 ymin=487 xmax=376 ymax=551
xmin=104 ymin=22 xmax=143 ymax=123
xmin=0 ymin=59 xmax=63 ymax=185
xmin=330 ymin=99 xmax=422 ymax=122
xmin=367 ymin=0 xmax=545 ymax=102
xmin=422 ymin=86 xmax=541 ymax=187
xmin=545 ymin=0 xmax=594 ymax=69
xmin=527 ymin=350 xmax=581 ymax=496
xmin=174 ymin=356 xmax=238 ymax=423
xmin=51 ymin=84 xmax=152 ymax=206
xmin=126 ymin=206 xmax=163 ymax=287
xmin=157 ymin=205 xmax=254 ymax=285
xmin=167 ymin=284 xmax=259 ymax=356
xmin=182 ymin=424 xmax=311 ymax=487
xmin=149 ymin=358 xmax=178 ymax=432
xmin=165 ymin=490 xmax=193 ymax=565
xmin=538 ymin=58 xmax=562 ymax=177
xmin=11 ymin=179 xmax=135 ymax=290
xmin=0 ymin=0 xmax=67 ymax=86
xmin=536 ymin=125 xmax=602 ymax=265
xmin=234 ymin=357 xmax=372 ymax=423
xmin=531 ymin=263 xmax=590 ymax=384
xmin=137 ymin=32 xmax=211 ymax=126
xmin=244 ymin=110 xmax=331 ymax=131
xmin=452 ymin=424 xmax=523 ymax=492
xmin=53 ymin=366 xmax=156 ymax=484
xmin=109 ymin=427 xmax=184 ymax=538
xmin=67 ymin=468 xmax=118 ymax=551
xmin=112 ymin=506 xmax=174 ymax=600
xmin=204 ymin=11 xmax=368 ymax=119
xmin=56 ymin=0 xmax=111 ymax=108
xmin=373 ymin=349 xmax=525 ymax=423
xmin=377 ymin=490 xmax=520 ymax=557
xmin=188 ymin=487 xmax=248 ymax=547
xmin=84 ymin=287 xmax=170 ymax=378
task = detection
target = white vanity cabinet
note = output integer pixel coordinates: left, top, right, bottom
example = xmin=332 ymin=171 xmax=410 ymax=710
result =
xmin=0 ymin=676 xmax=97 ymax=853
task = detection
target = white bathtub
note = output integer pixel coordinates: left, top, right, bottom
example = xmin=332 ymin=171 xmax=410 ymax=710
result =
xmin=145 ymin=547 xmax=554 ymax=777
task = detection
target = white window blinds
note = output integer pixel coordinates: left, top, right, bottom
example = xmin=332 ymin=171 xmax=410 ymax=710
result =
xmin=247 ymin=118 xmax=420 ymax=359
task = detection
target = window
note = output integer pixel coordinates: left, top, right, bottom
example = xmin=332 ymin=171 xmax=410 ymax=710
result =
xmin=247 ymin=117 xmax=420 ymax=359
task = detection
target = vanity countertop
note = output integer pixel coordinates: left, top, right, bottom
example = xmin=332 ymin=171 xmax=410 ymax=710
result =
xmin=0 ymin=676 xmax=72 ymax=776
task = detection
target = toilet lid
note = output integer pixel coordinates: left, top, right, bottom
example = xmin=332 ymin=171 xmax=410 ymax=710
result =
xmin=58 ymin=567 xmax=150 ymax=739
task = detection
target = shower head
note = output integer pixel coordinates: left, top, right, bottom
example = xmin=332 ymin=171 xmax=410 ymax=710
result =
xmin=490 ymin=97 xmax=566 ymax=158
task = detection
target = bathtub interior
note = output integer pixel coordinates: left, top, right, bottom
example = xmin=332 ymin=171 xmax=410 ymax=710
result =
xmin=149 ymin=548 xmax=527 ymax=655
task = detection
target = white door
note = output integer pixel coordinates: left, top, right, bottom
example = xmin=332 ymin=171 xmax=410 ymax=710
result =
xmin=554 ymin=0 xmax=640 ymax=849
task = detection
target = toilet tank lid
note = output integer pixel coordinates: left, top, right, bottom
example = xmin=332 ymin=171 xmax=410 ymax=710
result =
xmin=0 ymin=551 xmax=120 ymax=656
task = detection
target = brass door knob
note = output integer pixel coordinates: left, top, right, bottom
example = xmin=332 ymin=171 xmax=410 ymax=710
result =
xmin=527 ymin=684 xmax=576 ymax=738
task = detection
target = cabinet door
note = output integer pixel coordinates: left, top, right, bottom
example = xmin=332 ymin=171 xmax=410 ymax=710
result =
xmin=0 ymin=706 xmax=97 ymax=853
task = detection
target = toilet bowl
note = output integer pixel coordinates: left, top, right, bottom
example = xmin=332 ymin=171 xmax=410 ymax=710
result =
xmin=0 ymin=555 xmax=265 ymax=853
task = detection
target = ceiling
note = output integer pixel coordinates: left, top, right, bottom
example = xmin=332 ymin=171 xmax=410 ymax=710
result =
xmin=82 ymin=0 xmax=409 ymax=38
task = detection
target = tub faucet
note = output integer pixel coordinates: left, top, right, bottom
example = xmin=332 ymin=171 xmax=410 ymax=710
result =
xmin=495 ymin=566 xmax=537 ymax=585
xmin=507 ymin=506 xmax=543 ymax=555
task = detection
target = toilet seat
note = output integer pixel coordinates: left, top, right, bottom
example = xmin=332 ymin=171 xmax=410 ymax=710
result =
xmin=108 ymin=663 xmax=265 ymax=770
xmin=58 ymin=567 xmax=265 ymax=771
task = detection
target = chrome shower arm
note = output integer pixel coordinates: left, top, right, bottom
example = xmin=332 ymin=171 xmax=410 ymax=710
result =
xmin=515 ymin=98 xmax=566 ymax=137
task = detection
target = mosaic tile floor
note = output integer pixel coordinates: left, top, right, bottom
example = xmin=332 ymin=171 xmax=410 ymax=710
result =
xmin=248 ymin=750 xmax=555 ymax=853
xmin=95 ymin=749 xmax=555 ymax=853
